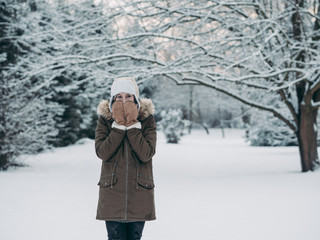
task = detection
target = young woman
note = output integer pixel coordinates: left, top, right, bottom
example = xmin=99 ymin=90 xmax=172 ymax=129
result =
xmin=95 ymin=77 xmax=157 ymax=240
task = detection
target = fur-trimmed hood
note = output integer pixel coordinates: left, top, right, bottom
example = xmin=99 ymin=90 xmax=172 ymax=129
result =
xmin=97 ymin=98 xmax=155 ymax=121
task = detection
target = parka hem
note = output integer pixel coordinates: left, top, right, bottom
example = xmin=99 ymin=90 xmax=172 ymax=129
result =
xmin=96 ymin=217 xmax=156 ymax=222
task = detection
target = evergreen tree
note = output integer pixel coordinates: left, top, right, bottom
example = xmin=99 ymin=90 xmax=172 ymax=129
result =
xmin=159 ymin=109 xmax=190 ymax=143
xmin=0 ymin=0 xmax=60 ymax=170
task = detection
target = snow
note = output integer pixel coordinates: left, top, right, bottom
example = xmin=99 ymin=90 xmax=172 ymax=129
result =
xmin=1 ymin=129 xmax=320 ymax=240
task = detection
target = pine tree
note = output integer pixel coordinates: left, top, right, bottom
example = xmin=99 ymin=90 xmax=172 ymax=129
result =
xmin=159 ymin=109 xmax=189 ymax=143
xmin=0 ymin=0 xmax=60 ymax=170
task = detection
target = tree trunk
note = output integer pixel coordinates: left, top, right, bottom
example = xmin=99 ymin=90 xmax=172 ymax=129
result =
xmin=296 ymin=103 xmax=319 ymax=172
xmin=188 ymin=86 xmax=193 ymax=134
xmin=291 ymin=0 xmax=319 ymax=171
xmin=0 ymin=154 xmax=9 ymax=171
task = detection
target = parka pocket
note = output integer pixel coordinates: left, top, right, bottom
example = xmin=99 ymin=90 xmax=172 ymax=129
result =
xmin=137 ymin=173 xmax=154 ymax=189
xmin=97 ymin=173 xmax=117 ymax=188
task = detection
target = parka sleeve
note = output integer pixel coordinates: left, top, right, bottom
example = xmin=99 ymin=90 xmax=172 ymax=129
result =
xmin=95 ymin=116 xmax=125 ymax=161
xmin=126 ymin=115 xmax=157 ymax=163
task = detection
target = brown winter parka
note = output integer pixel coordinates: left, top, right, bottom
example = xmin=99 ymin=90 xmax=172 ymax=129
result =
xmin=95 ymin=98 xmax=157 ymax=221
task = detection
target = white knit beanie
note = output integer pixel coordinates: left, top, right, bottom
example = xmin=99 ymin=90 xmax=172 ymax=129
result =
xmin=109 ymin=77 xmax=140 ymax=111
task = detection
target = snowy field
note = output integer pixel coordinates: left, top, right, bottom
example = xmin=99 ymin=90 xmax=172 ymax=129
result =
xmin=1 ymin=129 xmax=319 ymax=240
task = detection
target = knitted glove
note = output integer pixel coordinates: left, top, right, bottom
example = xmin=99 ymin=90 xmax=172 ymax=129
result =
xmin=124 ymin=101 xmax=139 ymax=127
xmin=111 ymin=101 xmax=125 ymax=125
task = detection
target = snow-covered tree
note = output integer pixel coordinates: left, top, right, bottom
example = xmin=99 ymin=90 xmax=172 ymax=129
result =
xmin=103 ymin=0 xmax=320 ymax=172
xmin=159 ymin=108 xmax=189 ymax=143
xmin=0 ymin=0 xmax=61 ymax=170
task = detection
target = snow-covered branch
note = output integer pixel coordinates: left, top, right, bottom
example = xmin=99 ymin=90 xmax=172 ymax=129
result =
xmin=167 ymin=75 xmax=297 ymax=131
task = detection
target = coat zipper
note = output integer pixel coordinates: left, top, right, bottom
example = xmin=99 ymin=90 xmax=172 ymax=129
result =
xmin=124 ymin=138 xmax=129 ymax=221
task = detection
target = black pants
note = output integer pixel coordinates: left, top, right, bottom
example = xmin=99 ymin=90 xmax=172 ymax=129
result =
xmin=105 ymin=221 xmax=145 ymax=240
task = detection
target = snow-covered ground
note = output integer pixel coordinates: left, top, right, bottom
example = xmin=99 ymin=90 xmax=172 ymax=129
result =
xmin=1 ymin=129 xmax=319 ymax=240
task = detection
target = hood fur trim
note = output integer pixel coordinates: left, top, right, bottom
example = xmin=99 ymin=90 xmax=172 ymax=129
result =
xmin=97 ymin=98 xmax=155 ymax=120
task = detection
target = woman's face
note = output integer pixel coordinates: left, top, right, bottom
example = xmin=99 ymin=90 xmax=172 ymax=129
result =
xmin=115 ymin=92 xmax=135 ymax=103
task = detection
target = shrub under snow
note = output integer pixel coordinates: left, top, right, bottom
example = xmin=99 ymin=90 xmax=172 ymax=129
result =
xmin=158 ymin=109 xmax=190 ymax=143
xmin=246 ymin=112 xmax=297 ymax=146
